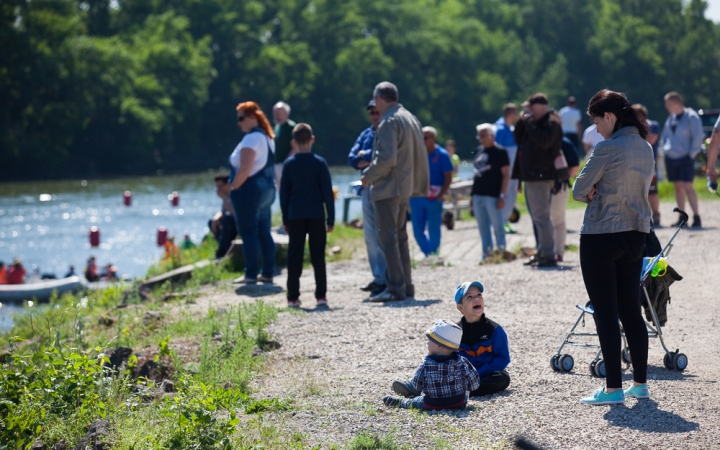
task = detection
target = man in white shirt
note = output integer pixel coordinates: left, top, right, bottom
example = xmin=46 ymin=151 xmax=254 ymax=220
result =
xmin=582 ymin=124 xmax=604 ymax=156
xmin=558 ymin=96 xmax=583 ymax=153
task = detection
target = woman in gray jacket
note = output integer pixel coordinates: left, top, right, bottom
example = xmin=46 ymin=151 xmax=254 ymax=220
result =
xmin=572 ymin=90 xmax=655 ymax=406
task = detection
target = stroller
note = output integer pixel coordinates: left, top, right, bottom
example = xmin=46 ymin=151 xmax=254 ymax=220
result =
xmin=550 ymin=208 xmax=689 ymax=377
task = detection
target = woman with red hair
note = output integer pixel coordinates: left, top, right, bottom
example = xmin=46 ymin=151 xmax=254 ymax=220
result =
xmin=229 ymin=102 xmax=277 ymax=283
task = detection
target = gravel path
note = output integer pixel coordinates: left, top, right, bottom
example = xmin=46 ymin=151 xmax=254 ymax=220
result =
xmin=204 ymin=200 xmax=720 ymax=449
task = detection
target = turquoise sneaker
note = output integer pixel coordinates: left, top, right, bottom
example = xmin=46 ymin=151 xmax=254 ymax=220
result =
xmin=580 ymin=388 xmax=625 ymax=405
xmin=624 ymin=384 xmax=650 ymax=399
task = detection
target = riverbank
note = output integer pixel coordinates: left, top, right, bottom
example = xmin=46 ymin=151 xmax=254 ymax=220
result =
xmin=2 ymin=198 xmax=718 ymax=448
xmin=0 ymin=226 xmax=365 ymax=449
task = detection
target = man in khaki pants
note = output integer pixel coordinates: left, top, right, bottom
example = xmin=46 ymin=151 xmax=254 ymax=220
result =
xmin=361 ymin=82 xmax=429 ymax=302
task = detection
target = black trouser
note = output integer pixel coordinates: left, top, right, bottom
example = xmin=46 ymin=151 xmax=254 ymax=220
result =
xmin=470 ymin=370 xmax=511 ymax=397
xmin=580 ymin=231 xmax=648 ymax=389
xmin=215 ymin=214 xmax=237 ymax=259
xmin=286 ymin=218 xmax=327 ymax=300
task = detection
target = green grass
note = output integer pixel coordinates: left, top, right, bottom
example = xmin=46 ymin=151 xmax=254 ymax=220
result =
xmin=346 ymin=430 xmax=403 ymax=450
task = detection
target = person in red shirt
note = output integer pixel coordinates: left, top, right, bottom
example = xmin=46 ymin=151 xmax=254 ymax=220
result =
xmin=7 ymin=258 xmax=26 ymax=284
xmin=0 ymin=261 xmax=8 ymax=284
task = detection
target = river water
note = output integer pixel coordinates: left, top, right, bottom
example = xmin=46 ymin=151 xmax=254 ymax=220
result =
xmin=0 ymin=164 xmax=474 ymax=332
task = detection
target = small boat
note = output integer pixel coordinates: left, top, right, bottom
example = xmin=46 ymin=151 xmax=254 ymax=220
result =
xmin=0 ymin=276 xmax=85 ymax=304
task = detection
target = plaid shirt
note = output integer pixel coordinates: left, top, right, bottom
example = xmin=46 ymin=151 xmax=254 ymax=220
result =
xmin=410 ymin=353 xmax=481 ymax=402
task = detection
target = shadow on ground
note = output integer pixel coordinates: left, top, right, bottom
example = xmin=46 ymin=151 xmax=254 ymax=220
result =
xmin=235 ymin=284 xmax=284 ymax=297
xmin=604 ymin=400 xmax=699 ymax=432
xmin=362 ymin=298 xmax=444 ymax=308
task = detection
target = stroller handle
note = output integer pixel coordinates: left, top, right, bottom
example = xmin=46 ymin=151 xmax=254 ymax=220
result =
xmin=672 ymin=208 xmax=689 ymax=229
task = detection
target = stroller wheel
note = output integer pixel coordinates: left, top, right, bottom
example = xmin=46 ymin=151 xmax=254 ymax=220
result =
xmin=594 ymin=359 xmax=607 ymax=378
xmin=589 ymin=360 xmax=598 ymax=376
xmin=509 ymin=207 xmax=520 ymax=224
xmin=673 ymin=353 xmax=688 ymax=371
xmin=550 ymin=354 xmax=561 ymax=372
xmin=621 ymin=348 xmax=632 ymax=365
xmin=663 ymin=353 xmax=675 ymax=370
xmin=559 ymin=354 xmax=574 ymax=372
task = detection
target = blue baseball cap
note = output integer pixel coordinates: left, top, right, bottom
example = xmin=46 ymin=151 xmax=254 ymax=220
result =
xmin=367 ymin=99 xmax=376 ymax=109
xmin=454 ymin=281 xmax=484 ymax=304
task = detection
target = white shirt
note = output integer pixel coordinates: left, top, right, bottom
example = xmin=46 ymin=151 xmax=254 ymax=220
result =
xmin=582 ymin=124 xmax=604 ymax=152
xmin=558 ymin=106 xmax=582 ymax=134
xmin=230 ymin=131 xmax=276 ymax=177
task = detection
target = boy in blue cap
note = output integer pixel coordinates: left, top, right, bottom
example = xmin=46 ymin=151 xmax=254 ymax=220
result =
xmin=454 ymin=281 xmax=511 ymax=396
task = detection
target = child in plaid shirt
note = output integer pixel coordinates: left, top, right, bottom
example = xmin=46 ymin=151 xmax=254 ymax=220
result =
xmin=383 ymin=319 xmax=480 ymax=410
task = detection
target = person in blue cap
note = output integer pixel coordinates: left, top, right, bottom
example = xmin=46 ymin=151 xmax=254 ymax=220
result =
xmin=454 ymin=281 xmax=511 ymax=396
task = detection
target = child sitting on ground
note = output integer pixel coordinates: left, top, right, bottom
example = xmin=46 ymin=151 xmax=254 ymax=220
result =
xmin=454 ymin=281 xmax=511 ymax=396
xmin=279 ymin=123 xmax=335 ymax=308
xmin=383 ymin=319 xmax=480 ymax=410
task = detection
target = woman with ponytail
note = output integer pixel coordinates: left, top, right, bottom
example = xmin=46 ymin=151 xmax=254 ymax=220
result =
xmin=229 ymin=101 xmax=277 ymax=283
xmin=572 ymin=89 xmax=655 ymax=405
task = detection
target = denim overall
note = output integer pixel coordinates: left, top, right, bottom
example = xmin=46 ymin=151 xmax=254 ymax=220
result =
xmin=229 ymin=128 xmax=276 ymax=279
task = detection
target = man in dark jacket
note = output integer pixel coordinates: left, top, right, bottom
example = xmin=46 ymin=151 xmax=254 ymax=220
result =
xmin=513 ymin=93 xmax=563 ymax=267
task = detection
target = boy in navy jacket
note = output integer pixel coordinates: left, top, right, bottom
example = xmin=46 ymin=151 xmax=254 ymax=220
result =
xmin=454 ymin=281 xmax=510 ymax=396
xmin=280 ymin=123 xmax=335 ymax=307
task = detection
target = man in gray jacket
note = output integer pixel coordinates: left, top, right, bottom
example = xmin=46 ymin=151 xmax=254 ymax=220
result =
xmin=361 ymin=81 xmax=429 ymax=301
xmin=660 ymin=91 xmax=703 ymax=228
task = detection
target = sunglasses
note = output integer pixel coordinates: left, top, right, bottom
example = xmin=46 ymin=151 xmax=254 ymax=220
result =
xmin=368 ymin=110 xmax=380 ymax=116
xmin=423 ymin=136 xmax=434 ymax=140
xmin=237 ymin=116 xmax=246 ymax=122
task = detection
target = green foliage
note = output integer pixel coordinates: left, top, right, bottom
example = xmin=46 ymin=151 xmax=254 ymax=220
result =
xmin=346 ymin=430 xmax=400 ymax=450
xmin=0 ymin=343 xmax=112 ymax=449
xmin=244 ymin=397 xmax=294 ymax=415
xmin=2 ymin=0 xmax=720 ymax=179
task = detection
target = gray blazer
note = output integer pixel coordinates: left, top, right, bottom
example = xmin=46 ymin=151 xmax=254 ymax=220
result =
xmin=572 ymin=126 xmax=654 ymax=235
xmin=364 ymin=104 xmax=430 ymax=202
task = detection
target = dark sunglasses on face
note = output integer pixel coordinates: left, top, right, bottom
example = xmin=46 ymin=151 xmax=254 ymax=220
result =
xmin=368 ymin=110 xmax=380 ymax=116
xmin=423 ymin=135 xmax=433 ymax=140
xmin=237 ymin=116 xmax=246 ymax=122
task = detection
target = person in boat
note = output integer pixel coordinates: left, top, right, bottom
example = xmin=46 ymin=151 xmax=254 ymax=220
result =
xmin=181 ymin=232 xmax=196 ymax=250
xmin=0 ymin=261 xmax=8 ymax=284
xmin=163 ymin=237 xmax=180 ymax=261
xmin=84 ymin=257 xmax=99 ymax=282
xmin=101 ymin=263 xmax=118 ymax=280
xmin=7 ymin=258 xmax=27 ymax=285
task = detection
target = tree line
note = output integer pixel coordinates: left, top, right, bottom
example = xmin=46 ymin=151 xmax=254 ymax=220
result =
xmin=2 ymin=0 xmax=719 ymax=181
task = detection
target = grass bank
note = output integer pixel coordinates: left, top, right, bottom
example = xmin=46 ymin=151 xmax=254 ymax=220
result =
xmin=0 ymin=226 xmax=365 ymax=449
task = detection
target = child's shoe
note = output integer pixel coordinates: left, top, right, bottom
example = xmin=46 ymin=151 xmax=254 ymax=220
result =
xmin=580 ymin=387 xmax=625 ymax=405
xmin=316 ymin=298 xmax=328 ymax=307
xmin=391 ymin=380 xmax=420 ymax=398
xmin=624 ymin=384 xmax=650 ymax=399
xmin=287 ymin=299 xmax=302 ymax=308
xmin=382 ymin=396 xmax=402 ymax=408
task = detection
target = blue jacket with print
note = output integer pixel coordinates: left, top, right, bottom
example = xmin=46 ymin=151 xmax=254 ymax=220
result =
xmin=456 ymin=315 xmax=510 ymax=378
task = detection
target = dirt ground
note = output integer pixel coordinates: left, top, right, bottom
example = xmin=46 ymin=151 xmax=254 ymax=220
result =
xmin=198 ymin=200 xmax=720 ymax=449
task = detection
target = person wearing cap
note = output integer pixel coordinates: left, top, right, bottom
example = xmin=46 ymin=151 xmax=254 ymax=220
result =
xmin=454 ymin=281 xmax=511 ymax=396
xmin=513 ymin=92 xmax=564 ymax=267
xmin=348 ymin=100 xmax=387 ymax=297
xmin=383 ymin=319 xmax=481 ymax=410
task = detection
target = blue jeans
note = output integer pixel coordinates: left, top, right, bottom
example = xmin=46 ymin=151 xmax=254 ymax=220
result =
xmin=472 ymin=195 xmax=506 ymax=258
xmin=409 ymin=197 xmax=443 ymax=257
xmin=362 ymin=187 xmax=386 ymax=284
xmin=230 ymin=179 xmax=276 ymax=279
